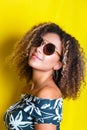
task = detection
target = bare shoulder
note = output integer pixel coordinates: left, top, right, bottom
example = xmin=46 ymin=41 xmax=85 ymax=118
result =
xmin=36 ymin=85 xmax=62 ymax=100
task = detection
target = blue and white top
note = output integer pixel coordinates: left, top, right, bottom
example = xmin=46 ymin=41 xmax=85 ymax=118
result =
xmin=4 ymin=94 xmax=63 ymax=130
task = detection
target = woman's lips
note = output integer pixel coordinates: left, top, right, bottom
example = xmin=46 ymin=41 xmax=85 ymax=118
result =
xmin=32 ymin=54 xmax=42 ymax=60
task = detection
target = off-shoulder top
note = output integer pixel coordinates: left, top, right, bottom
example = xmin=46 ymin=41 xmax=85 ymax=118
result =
xmin=4 ymin=94 xmax=63 ymax=130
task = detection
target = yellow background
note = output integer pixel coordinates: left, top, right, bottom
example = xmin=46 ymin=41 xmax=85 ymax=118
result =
xmin=0 ymin=0 xmax=87 ymax=130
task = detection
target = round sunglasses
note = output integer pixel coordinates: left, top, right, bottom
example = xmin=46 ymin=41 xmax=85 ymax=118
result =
xmin=31 ymin=37 xmax=61 ymax=57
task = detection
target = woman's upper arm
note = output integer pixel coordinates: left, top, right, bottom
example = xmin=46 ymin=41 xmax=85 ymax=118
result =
xmin=35 ymin=124 xmax=56 ymax=130
xmin=32 ymin=87 xmax=63 ymax=130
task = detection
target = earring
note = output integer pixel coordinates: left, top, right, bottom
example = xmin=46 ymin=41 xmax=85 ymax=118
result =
xmin=53 ymin=70 xmax=58 ymax=81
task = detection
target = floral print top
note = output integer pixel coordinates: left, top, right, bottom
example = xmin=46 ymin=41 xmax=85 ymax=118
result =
xmin=4 ymin=94 xmax=63 ymax=130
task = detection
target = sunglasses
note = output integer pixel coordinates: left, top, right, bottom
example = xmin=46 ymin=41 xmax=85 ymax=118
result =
xmin=31 ymin=37 xmax=61 ymax=57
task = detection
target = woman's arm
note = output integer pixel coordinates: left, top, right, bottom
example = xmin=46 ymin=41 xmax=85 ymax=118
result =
xmin=35 ymin=124 xmax=56 ymax=130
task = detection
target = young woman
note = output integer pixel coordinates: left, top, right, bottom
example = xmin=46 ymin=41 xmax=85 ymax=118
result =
xmin=4 ymin=22 xmax=85 ymax=130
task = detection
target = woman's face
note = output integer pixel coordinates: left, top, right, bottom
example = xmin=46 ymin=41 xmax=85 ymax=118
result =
xmin=28 ymin=33 xmax=62 ymax=72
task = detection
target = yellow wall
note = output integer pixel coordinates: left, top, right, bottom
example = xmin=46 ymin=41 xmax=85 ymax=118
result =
xmin=0 ymin=0 xmax=87 ymax=130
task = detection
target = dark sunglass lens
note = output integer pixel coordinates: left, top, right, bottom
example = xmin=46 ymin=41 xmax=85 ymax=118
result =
xmin=32 ymin=37 xmax=43 ymax=47
xmin=43 ymin=43 xmax=55 ymax=55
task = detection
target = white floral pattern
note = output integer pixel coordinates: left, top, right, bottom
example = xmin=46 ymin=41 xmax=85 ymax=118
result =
xmin=4 ymin=94 xmax=63 ymax=130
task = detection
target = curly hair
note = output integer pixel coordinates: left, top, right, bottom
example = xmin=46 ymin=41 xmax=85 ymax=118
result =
xmin=10 ymin=22 xmax=85 ymax=99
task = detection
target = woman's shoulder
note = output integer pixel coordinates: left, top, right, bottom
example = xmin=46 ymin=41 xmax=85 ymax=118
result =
xmin=35 ymin=85 xmax=62 ymax=100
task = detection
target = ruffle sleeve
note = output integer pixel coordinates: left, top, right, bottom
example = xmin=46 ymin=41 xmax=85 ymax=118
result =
xmin=24 ymin=95 xmax=63 ymax=126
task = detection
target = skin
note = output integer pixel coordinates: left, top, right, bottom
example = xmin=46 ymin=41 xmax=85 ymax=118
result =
xmin=28 ymin=33 xmax=63 ymax=130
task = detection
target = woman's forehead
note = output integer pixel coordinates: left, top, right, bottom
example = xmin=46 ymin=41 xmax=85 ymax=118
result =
xmin=42 ymin=33 xmax=61 ymax=43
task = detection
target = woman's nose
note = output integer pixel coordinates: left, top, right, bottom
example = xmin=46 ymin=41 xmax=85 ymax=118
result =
xmin=36 ymin=44 xmax=44 ymax=53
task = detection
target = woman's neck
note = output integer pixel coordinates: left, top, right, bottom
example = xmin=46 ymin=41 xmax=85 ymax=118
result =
xmin=32 ymin=69 xmax=53 ymax=89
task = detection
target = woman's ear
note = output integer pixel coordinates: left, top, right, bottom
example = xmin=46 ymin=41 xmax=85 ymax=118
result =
xmin=53 ymin=61 xmax=63 ymax=70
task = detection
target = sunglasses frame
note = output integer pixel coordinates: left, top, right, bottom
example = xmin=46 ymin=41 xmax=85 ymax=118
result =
xmin=31 ymin=37 xmax=61 ymax=57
